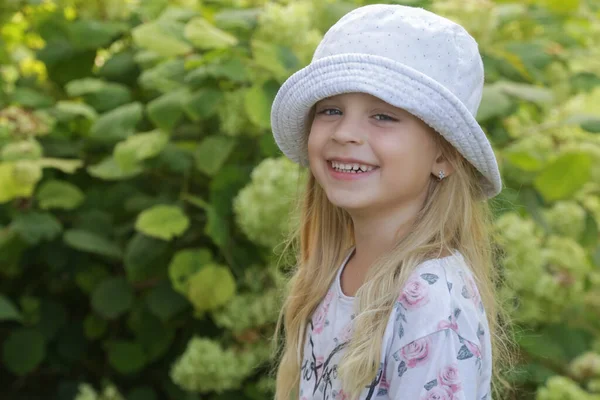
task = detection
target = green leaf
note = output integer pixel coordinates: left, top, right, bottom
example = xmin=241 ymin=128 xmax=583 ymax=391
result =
xmin=251 ymin=40 xmax=291 ymax=81
xmin=128 ymin=387 xmax=158 ymax=400
xmin=187 ymin=264 xmax=236 ymax=312
xmin=106 ymin=340 xmax=146 ymax=374
xmin=564 ymin=114 xmax=600 ymax=133
xmin=36 ymin=300 xmax=67 ymax=342
xmin=580 ymin=211 xmax=598 ymax=248
xmin=11 ymin=212 xmax=62 ymax=245
xmin=2 ymin=328 xmax=45 ymax=375
xmin=138 ymin=59 xmax=186 ymax=93
xmin=147 ymin=89 xmax=187 ymax=131
xmin=90 ymin=102 xmax=143 ymax=142
xmin=541 ymin=0 xmax=580 ymax=14
xmin=477 ymin=85 xmax=513 ymax=122
xmin=205 ymin=205 xmax=229 ymax=249
xmin=37 ymin=43 xmax=96 ymax=86
xmin=55 ymin=101 xmax=98 ymax=121
xmin=87 ymin=156 xmax=143 ymax=181
xmin=533 ymin=152 xmax=592 ymax=202
xmin=184 ymin=17 xmax=238 ymax=49
xmin=135 ymin=205 xmax=190 ymax=240
xmin=182 ymin=194 xmax=209 ymax=209
xmin=0 ymin=295 xmax=22 ymax=322
xmin=83 ymin=314 xmax=108 ymax=340
xmin=0 ymin=162 xmax=42 ymax=204
xmin=132 ymin=21 xmax=192 ymax=57
xmin=1 ymin=140 xmax=43 ymax=162
xmin=67 ymin=20 xmax=127 ymax=50
xmin=65 ymin=78 xmax=107 ymax=96
xmin=146 ymin=281 xmax=188 ymax=321
xmin=0 ymin=230 xmax=28 ymax=277
xmin=168 ymin=248 xmax=213 ymax=295
xmin=64 ymin=229 xmax=123 ymax=259
xmin=496 ymin=81 xmax=554 ymax=104
xmin=98 ymin=50 xmax=140 ymax=83
xmin=114 ymin=130 xmax=169 ymax=171
xmin=91 ymin=277 xmax=134 ymax=319
xmin=124 ymin=233 xmax=170 ymax=283
xmin=75 ymin=264 xmax=110 ymax=294
xmin=244 ymin=84 xmax=273 ymax=129
xmin=11 ymin=87 xmax=54 ymax=108
xmin=65 ymin=78 xmax=132 ymax=112
xmin=36 ymin=180 xmax=85 ymax=210
xmin=214 ymin=8 xmax=261 ymax=31
xmin=36 ymin=158 xmax=83 ymax=174
xmin=128 ymin=306 xmax=174 ymax=363
xmin=182 ymin=88 xmax=223 ymax=121
xmin=194 ymin=135 xmax=236 ymax=176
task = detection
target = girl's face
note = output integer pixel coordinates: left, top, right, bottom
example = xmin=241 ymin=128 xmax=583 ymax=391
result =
xmin=307 ymin=92 xmax=445 ymax=214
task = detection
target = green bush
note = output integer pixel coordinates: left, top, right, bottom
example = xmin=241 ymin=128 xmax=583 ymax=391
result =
xmin=0 ymin=0 xmax=598 ymax=399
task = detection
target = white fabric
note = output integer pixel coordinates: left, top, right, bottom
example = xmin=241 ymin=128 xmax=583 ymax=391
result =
xmin=299 ymin=247 xmax=493 ymax=400
xmin=270 ymin=4 xmax=502 ymax=198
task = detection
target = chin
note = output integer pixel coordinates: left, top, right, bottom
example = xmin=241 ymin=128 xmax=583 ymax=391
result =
xmin=324 ymin=189 xmax=373 ymax=212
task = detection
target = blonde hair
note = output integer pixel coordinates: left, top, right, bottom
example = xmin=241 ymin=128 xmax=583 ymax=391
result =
xmin=269 ymin=107 xmax=518 ymax=400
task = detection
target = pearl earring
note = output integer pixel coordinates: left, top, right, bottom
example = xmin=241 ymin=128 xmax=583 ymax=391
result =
xmin=438 ymin=170 xmax=445 ymax=180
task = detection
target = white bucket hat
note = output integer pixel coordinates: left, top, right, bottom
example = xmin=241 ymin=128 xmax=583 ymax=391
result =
xmin=270 ymin=4 xmax=502 ymax=199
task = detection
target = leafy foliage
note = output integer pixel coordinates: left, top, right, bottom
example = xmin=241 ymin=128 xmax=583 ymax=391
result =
xmin=0 ymin=0 xmax=599 ymax=399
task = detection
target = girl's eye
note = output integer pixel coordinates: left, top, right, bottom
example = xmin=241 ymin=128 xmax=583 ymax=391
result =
xmin=374 ymin=114 xmax=397 ymax=122
xmin=317 ymin=108 xmax=341 ymax=116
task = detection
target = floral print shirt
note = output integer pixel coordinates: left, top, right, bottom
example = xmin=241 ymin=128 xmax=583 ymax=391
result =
xmin=299 ymin=247 xmax=492 ymax=400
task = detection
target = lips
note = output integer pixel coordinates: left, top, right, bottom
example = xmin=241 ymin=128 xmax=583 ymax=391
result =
xmin=326 ymin=157 xmax=379 ymax=167
xmin=326 ymin=159 xmax=380 ymax=181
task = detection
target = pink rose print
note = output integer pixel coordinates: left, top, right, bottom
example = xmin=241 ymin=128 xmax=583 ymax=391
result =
xmin=338 ymin=320 xmax=354 ymax=343
xmin=437 ymin=315 xmax=458 ymax=332
xmin=315 ymin=355 xmax=324 ymax=380
xmin=437 ymin=363 xmax=462 ymax=393
xmin=399 ymin=276 xmax=430 ymax=310
xmin=380 ymin=368 xmax=390 ymax=391
xmin=312 ymin=290 xmax=334 ymax=334
xmin=401 ymin=336 xmax=432 ymax=368
xmin=337 ymin=389 xmax=349 ymax=400
xmin=464 ymin=339 xmax=481 ymax=358
xmin=421 ymin=385 xmax=454 ymax=400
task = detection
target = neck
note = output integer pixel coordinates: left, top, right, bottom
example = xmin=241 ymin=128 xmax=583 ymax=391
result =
xmin=348 ymin=196 xmax=424 ymax=272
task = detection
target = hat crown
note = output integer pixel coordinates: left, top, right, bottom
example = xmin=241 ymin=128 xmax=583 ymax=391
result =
xmin=313 ymin=4 xmax=484 ymax=116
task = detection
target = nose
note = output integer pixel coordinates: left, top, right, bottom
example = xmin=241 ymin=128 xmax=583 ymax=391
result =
xmin=330 ymin=114 xmax=365 ymax=145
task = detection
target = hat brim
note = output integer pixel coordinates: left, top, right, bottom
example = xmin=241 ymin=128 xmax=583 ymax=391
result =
xmin=270 ymin=53 xmax=502 ymax=199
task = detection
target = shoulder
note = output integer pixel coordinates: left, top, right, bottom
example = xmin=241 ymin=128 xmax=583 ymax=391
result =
xmin=384 ymin=251 xmax=487 ymax=354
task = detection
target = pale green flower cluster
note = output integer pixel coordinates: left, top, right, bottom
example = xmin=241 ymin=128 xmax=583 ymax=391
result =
xmin=570 ymin=352 xmax=600 ymax=383
xmin=494 ymin=212 xmax=593 ymax=324
xmin=254 ymin=1 xmax=322 ymax=64
xmin=170 ymin=336 xmax=272 ymax=393
xmin=74 ymin=383 xmax=125 ymax=400
xmin=575 ymin=183 xmax=600 ymax=226
xmin=543 ymin=201 xmax=587 ymax=239
xmin=536 ymin=376 xmax=600 ymax=400
xmin=212 ymin=288 xmax=282 ymax=334
xmin=233 ymin=157 xmax=304 ymax=248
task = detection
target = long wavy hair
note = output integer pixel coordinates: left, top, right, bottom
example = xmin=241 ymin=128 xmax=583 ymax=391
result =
xmin=268 ymin=106 xmax=517 ymax=400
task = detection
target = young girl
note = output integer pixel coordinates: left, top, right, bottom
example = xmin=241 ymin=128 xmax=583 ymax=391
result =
xmin=270 ymin=4 xmax=514 ymax=400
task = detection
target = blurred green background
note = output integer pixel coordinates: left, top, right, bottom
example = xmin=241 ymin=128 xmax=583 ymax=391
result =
xmin=0 ymin=0 xmax=599 ymax=399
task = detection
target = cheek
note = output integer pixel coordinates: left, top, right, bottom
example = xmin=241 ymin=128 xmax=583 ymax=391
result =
xmin=376 ymin=136 xmax=434 ymax=176
xmin=307 ymin=127 xmax=325 ymax=159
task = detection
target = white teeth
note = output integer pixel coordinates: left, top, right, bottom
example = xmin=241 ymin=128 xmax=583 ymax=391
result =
xmin=330 ymin=160 xmax=376 ymax=173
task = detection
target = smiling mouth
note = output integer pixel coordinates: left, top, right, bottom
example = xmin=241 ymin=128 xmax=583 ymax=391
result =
xmin=327 ymin=160 xmax=380 ymax=173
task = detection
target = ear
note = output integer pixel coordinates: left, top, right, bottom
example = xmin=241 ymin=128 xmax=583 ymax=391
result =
xmin=431 ymin=149 xmax=454 ymax=179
